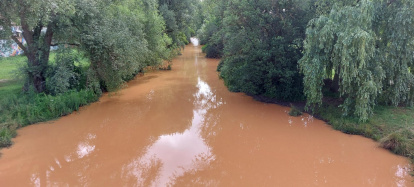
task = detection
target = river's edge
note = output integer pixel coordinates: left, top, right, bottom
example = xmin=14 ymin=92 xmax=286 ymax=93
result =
xmin=2 ymin=47 xmax=413 ymax=168
xmin=0 ymin=63 xmax=177 ymax=151
xmin=246 ymin=91 xmax=414 ymax=165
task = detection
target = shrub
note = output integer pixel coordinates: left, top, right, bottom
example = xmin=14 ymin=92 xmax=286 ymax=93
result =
xmin=289 ymin=104 xmax=303 ymax=117
xmin=45 ymin=49 xmax=88 ymax=95
xmin=0 ymin=127 xmax=16 ymax=147
xmin=202 ymin=44 xmax=223 ymax=59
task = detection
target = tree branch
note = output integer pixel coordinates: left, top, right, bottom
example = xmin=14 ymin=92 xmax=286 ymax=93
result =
xmin=18 ymin=0 xmax=33 ymax=46
xmin=50 ymin=43 xmax=80 ymax=47
xmin=11 ymin=34 xmax=28 ymax=54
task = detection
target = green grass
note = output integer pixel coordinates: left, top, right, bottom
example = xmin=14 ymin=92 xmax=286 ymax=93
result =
xmin=0 ymin=89 xmax=99 ymax=147
xmin=0 ymin=79 xmax=23 ymax=98
xmin=0 ymin=50 xmax=88 ymax=81
xmin=0 ymin=55 xmax=26 ymax=80
xmin=315 ymin=102 xmax=414 ymax=161
xmin=0 ymin=51 xmax=96 ymax=148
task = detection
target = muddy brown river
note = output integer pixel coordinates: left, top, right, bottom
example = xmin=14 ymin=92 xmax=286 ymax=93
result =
xmin=0 ymin=44 xmax=412 ymax=186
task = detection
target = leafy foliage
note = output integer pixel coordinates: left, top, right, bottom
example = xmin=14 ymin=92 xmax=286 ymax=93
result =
xmin=45 ymin=49 xmax=85 ymax=95
xmin=197 ymin=0 xmax=226 ymax=58
xmin=299 ymin=0 xmax=414 ymax=121
xmin=216 ymin=0 xmax=312 ymax=101
xmin=158 ymin=0 xmax=202 ymax=48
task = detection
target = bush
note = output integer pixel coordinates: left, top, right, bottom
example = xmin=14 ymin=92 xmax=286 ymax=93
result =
xmin=46 ymin=48 xmax=88 ymax=95
xmin=289 ymin=104 xmax=303 ymax=117
xmin=202 ymin=44 xmax=223 ymax=59
xmin=0 ymin=127 xmax=16 ymax=147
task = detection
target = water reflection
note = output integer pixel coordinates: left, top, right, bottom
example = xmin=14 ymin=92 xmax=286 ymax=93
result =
xmin=76 ymin=134 xmax=97 ymax=159
xmin=123 ymin=78 xmax=220 ymax=186
xmin=29 ymin=133 xmax=98 ymax=186
xmin=190 ymin=37 xmax=199 ymax=46
xmin=395 ymin=164 xmax=411 ymax=187
xmin=30 ymin=173 xmax=41 ymax=187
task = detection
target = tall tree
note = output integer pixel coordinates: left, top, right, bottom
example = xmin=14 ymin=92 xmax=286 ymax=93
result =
xmin=218 ymin=0 xmax=312 ymax=101
xmin=299 ymin=0 xmax=414 ymax=120
xmin=158 ymin=0 xmax=201 ymax=48
xmin=0 ymin=0 xmax=77 ymax=92
xmin=197 ymin=0 xmax=227 ymax=58
xmin=0 ymin=0 xmax=174 ymax=93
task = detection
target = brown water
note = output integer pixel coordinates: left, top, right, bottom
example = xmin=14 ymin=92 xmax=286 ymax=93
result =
xmin=0 ymin=45 xmax=412 ymax=187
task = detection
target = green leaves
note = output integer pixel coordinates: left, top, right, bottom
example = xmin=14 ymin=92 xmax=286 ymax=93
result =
xmin=300 ymin=0 xmax=414 ymax=121
xmin=216 ymin=0 xmax=310 ymax=101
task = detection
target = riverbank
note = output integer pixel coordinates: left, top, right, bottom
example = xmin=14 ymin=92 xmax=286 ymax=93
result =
xmin=0 ymin=82 xmax=99 ymax=147
xmin=0 ymin=50 xmax=174 ymax=148
xmin=0 ymin=54 xmax=99 ymax=147
xmin=314 ymin=102 xmax=414 ymax=161
xmin=250 ymin=92 xmax=414 ymax=162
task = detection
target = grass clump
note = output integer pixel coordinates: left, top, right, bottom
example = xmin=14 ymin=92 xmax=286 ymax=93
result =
xmin=0 ymin=89 xmax=99 ymax=147
xmin=0 ymin=89 xmax=99 ymax=127
xmin=380 ymin=130 xmax=414 ymax=158
xmin=0 ymin=127 xmax=17 ymax=147
xmin=289 ymin=104 xmax=303 ymax=117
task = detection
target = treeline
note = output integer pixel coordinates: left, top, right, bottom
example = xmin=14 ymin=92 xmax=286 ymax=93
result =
xmin=0 ymin=0 xmax=202 ymax=95
xmin=199 ymin=0 xmax=414 ymax=121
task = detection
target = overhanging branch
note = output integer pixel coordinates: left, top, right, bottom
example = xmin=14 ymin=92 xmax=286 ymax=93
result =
xmin=11 ymin=34 xmax=28 ymax=54
xmin=50 ymin=43 xmax=80 ymax=47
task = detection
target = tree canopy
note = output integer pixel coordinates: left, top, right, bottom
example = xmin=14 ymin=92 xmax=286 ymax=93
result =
xmin=200 ymin=0 xmax=314 ymax=101
xmin=0 ymin=0 xmax=201 ymax=93
xmin=299 ymin=0 xmax=414 ymax=120
xmin=200 ymin=0 xmax=414 ymax=120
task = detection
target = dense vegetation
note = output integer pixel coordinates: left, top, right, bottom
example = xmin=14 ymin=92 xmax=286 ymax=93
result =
xmin=200 ymin=0 xmax=314 ymax=101
xmin=300 ymin=0 xmax=414 ymax=121
xmin=199 ymin=0 xmax=413 ymax=120
xmin=199 ymin=0 xmax=414 ymax=159
xmin=0 ymin=0 xmax=201 ymax=147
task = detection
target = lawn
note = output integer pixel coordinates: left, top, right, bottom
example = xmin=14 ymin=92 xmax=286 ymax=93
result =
xmin=0 ymin=55 xmax=26 ymax=80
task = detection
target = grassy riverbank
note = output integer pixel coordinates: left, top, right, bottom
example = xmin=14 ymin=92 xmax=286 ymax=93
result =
xmin=254 ymin=93 xmax=414 ymax=161
xmin=0 ymin=55 xmax=99 ymax=147
xmin=314 ymin=103 xmax=414 ymax=161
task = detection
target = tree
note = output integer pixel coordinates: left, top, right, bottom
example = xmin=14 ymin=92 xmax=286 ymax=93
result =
xmin=299 ymin=0 xmax=414 ymax=120
xmin=158 ymin=0 xmax=201 ymax=48
xmin=0 ymin=0 xmax=77 ymax=92
xmin=79 ymin=0 xmax=172 ymax=91
xmin=197 ymin=0 xmax=227 ymax=58
xmin=0 ymin=0 xmax=175 ymax=93
xmin=217 ymin=0 xmax=312 ymax=101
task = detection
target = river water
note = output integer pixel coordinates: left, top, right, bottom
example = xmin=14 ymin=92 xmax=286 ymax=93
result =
xmin=0 ymin=43 xmax=412 ymax=186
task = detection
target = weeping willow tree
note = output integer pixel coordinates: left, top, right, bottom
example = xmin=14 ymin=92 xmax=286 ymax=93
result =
xmin=299 ymin=0 xmax=414 ymax=121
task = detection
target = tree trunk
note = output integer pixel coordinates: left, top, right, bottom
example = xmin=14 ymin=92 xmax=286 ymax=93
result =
xmin=22 ymin=23 xmax=53 ymax=93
